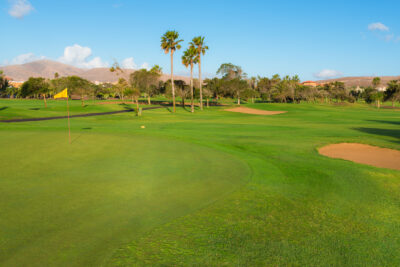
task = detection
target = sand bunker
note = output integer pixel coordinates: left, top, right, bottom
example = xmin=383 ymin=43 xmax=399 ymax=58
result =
xmin=225 ymin=107 xmax=287 ymax=115
xmin=319 ymin=143 xmax=400 ymax=171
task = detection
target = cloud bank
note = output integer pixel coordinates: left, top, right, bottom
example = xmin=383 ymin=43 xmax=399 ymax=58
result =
xmin=59 ymin=44 xmax=109 ymax=68
xmin=8 ymin=0 xmax=34 ymax=18
xmin=368 ymin=22 xmax=389 ymax=32
xmin=2 ymin=53 xmax=45 ymax=65
xmin=314 ymin=69 xmax=343 ymax=79
xmin=3 ymin=45 xmax=149 ymax=71
xmin=121 ymin=57 xmax=137 ymax=69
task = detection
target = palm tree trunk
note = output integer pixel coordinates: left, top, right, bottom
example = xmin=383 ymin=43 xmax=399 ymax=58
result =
xmin=207 ymin=98 xmax=209 ymax=108
xmin=171 ymin=51 xmax=176 ymax=113
xmin=190 ymin=63 xmax=194 ymax=113
xmin=81 ymin=95 xmax=84 ymax=107
xmin=43 ymin=94 xmax=47 ymax=108
xmin=136 ymin=98 xmax=139 ymax=116
xmin=199 ymin=54 xmax=203 ymax=110
xmin=237 ymin=96 xmax=240 ymax=105
xmin=148 ymin=94 xmax=151 ymax=105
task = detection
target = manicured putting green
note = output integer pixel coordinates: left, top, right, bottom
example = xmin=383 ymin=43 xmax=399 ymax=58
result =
xmin=0 ymin=131 xmax=249 ymax=266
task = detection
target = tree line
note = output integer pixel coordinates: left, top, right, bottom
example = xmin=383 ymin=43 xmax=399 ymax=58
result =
xmin=1 ymin=66 xmax=400 ymax=109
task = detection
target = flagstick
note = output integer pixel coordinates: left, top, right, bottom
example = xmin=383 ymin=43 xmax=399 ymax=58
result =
xmin=67 ymin=96 xmax=71 ymax=144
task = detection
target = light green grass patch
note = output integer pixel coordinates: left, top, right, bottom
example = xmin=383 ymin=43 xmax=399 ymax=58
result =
xmin=0 ymin=131 xmax=249 ymax=266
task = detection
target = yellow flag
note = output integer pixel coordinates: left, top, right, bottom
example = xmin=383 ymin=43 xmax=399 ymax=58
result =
xmin=54 ymin=88 xmax=68 ymax=99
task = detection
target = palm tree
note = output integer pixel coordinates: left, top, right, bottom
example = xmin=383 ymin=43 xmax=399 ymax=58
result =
xmin=182 ymin=47 xmax=198 ymax=113
xmin=161 ymin=31 xmax=183 ymax=113
xmin=190 ymin=36 xmax=209 ymax=110
xmin=124 ymin=87 xmax=141 ymax=115
xmin=372 ymin=77 xmax=381 ymax=89
xmin=150 ymin=65 xmax=163 ymax=74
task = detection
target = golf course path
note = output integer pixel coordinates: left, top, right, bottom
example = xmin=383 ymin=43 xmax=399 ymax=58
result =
xmin=0 ymin=106 xmax=162 ymax=123
xmin=319 ymin=143 xmax=400 ymax=171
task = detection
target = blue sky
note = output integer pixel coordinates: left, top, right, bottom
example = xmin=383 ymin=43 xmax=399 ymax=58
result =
xmin=1 ymin=0 xmax=400 ymax=80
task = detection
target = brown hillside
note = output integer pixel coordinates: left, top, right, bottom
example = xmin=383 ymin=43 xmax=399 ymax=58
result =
xmin=1 ymin=60 xmax=190 ymax=84
xmin=317 ymin=76 xmax=400 ymax=87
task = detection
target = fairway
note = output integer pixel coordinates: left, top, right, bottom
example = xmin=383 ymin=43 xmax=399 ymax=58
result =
xmin=0 ymin=100 xmax=399 ymax=266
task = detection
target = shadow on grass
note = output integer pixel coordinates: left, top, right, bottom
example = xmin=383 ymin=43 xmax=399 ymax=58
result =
xmin=119 ymin=103 xmax=135 ymax=111
xmin=353 ymin=127 xmax=400 ymax=144
xmin=367 ymin=120 xmax=400 ymax=126
xmin=29 ymin=108 xmax=40 ymax=111
xmin=0 ymin=107 xmax=8 ymax=111
xmin=182 ymin=105 xmax=192 ymax=113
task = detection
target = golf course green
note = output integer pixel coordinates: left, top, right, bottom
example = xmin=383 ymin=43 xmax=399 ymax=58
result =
xmin=0 ymin=99 xmax=399 ymax=266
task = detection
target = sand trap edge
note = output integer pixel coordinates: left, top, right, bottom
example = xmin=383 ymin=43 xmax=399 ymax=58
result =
xmin=318 ymin=143 xmax=400 ymax=171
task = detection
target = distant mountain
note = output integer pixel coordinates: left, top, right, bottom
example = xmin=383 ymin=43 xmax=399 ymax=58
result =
xmin=317 ymin=75 xmax=400 ymax=88
xmin=3 ymin=60 xmax=398 ymax=88
xmin=1 ymin=60 xmax=190 ymax=83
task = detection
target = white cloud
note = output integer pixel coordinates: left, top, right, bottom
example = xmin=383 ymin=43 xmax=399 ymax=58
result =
xmin=368 ymin=22 xmax=389 ymax=32
xmin=121 ymin=57 xmax=137 ymax=69
xmin=3 ymin=53 xmax=45 ymax=65
xmin=140 ymin=62 xmax=150 ymax=70
xmin=2 ymin=45 xmax=150 ymax=70
xmin=314 ymin=69 xmax=343 ymax=79
xmin=8 ymin=0 xmax=34 ymax=19
xmin=385 ymin=34 xmax=394 ymax=42
xmin=59 ymin=44 xmax=108 ymax=68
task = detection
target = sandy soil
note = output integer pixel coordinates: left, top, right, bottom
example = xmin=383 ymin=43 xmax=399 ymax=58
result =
xmin=319 ymin=143 xmax=400 ymax=171
xmin=225 ymin=107 xmax=287 ymax=115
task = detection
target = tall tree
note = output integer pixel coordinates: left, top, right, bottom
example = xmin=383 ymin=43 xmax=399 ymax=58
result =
xmin=0 ymin=71 xmax=9 ymax=97
xmin=257 ymin=77 xmax=273 ymax=101
xmin=130 ymin=68 xmax=160 ymax=105
xmin=221 ymin=78 xmax=249 ymax=105
xmin=372 ymin=77 xmax=381 ymax=89
xmin=174 ymin=80 xmax=189 ymax=107
xmin=271 ymin=80 xmax=290 ymax=103
xmin=56 ymin=76 xmax=91 ymax=106
xmin=161 ymin=31 xmax=183 ymax=113
xmin=150 ymin=65 xmax=163 ymax=74
xmin=384 ymin=80 xmax=400 ymax=107
xmin=203 ymin=87 xmax=213 ymax=108
xmin=124 ymin=87 xmax=141 ymax=115
xmin=190 ymin=36 xmax=209 ymax=110
xmin=182 ymin=46 xmax=198 ymax=112
xmin=20 ymin=77 xmax=49 ymax=107
xmin=113 ymin=78 xmax=129 ymax=101
xmin=204 ymin=78 xmax=222 ymax=101
xmin=217 ymin=63 xmax=244 ymax=80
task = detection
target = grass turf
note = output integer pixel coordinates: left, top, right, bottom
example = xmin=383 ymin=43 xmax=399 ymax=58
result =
xmin=0 ymin=100 xmax=399 ymax=266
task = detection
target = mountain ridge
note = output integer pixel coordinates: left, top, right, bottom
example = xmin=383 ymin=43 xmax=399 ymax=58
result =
xmin=1 ymin=60 xmax=191 ymax=84
xmin=317 ymin=75 xmax=400 ymax=88
xmin=2 ymin=60 xmax=399 ymax=87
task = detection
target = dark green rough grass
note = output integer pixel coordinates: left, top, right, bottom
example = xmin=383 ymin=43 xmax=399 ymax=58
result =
xmin=0 ymin=100 xmax=399 ymax=266
xmin=0 ymin=99 xmax=139 ymax=120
